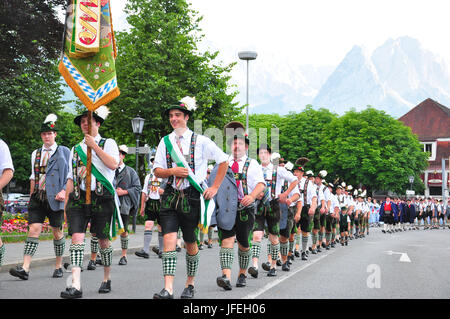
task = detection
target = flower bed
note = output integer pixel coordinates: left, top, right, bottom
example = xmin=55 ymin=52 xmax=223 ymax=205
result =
xmin=1 ymin=212 xmax=68 ymax=243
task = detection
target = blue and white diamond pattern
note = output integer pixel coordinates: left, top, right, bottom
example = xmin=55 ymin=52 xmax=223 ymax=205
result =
xmin=63 ymin=55 xmax=117 ymax=104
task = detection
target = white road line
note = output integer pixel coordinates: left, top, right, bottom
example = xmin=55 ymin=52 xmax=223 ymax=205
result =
xmin=242 ymin=249 xmax=336 ymax=299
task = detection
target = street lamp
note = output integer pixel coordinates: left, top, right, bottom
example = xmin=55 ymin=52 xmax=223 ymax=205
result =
xmin=131 ymin=116 xmax=145 ymax=172
xmin=408 ymin=175 xmax=414 ymax=190
xmin=131 ymin=115 xmax=145 ymax=233
xmin=238 ymin=51 xmax=257 ymax=134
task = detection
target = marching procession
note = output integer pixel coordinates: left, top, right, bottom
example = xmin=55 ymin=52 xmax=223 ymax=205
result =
xmin=1 ymin=99 xmax=449 ymax=300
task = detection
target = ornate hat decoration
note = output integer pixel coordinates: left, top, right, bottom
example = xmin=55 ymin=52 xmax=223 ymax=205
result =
xmin=338 ymin=181 xmax=346 ymax=190
xmin=224 ymin=121 xmax=249 ymax=145
xmin=353 ymin=189 xmax=359 ymax=196
xmin=119 ymin=144 xmax=129 ymax=154
xmin=306 ymin=170 xmax=314 ymax=177
xmin=316 ymin=170 xmax=327 ymax=179
xmin=164 ymin=96 xmax=197 ymax=117
xmin=74 ymin=105 xmax=110 ymax=126
xmin=294 ymin=157 xmax=309 ymax=172
xmin=346 ymin=185 xmax=353 ymax=192
xmin=40 ymin=114 xmax=58 ymax=132
xmin=271 ymin=152 xmax=281 ymax=163
xmin=285 ymin=161 xmax=294 ymax=171
xmin=328 ymin=182 xmax=334 ymax=189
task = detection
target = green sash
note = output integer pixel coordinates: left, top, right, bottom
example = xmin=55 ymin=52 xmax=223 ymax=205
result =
xmin=75 ymin=144 xmax=124 ymax=239
xmin=163 ymin=135 xmax=215 ymax=234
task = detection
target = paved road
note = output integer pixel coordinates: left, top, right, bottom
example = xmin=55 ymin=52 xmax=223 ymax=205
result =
xmin=1 ymin=226 xmax=449 ymax=299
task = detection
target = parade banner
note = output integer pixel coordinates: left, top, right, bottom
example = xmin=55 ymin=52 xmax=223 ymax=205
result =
xmin=59 ymin=0 xmax=120 ymax=111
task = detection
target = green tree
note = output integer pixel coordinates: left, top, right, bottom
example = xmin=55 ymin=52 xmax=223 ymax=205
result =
xmin=103 ymin=0 xmax=241 ymax=155
xmin=318 ymin=107 xmax=428 ymax=194
xmin=0 ymin=0 xmax=67 ymax=190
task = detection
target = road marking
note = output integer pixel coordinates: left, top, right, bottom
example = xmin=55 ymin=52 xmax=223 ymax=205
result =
xmin=384 ymin=250 xmax=411 ymax=262
xmin=242 ymin=249 xmax=336 ymax=299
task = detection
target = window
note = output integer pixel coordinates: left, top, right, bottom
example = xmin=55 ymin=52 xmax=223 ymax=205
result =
xmin=421 ymin=142 xmax=436 ymax=161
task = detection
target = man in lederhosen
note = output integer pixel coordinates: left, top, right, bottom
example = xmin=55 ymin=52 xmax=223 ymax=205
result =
xmin=10 ymin=114 xmax=70 ymax=280
xmin=291 ymin=158 xmax=308 ymax=259
xmin=404 ymin=198 xmax=416 ymax=230
xmin=152 ymin=97 xmax=229 ymax=299
xmin=298 ymin=170 xmax=317 ymax=260
xmin=311 ymin=170 xmax=327 ymax=254
xmin=135 ymin=156 xmax=165 ymax=259
xmin=278 ymin=161 xmax=300 ymax=271
xmin=324 ymin=182 xmax=339 ymax=250
xmin=250 ymin=144 xmax=298 ymax=277
xmin=212 ymin=121 xmax=265 ymax=289
xmin=0 ymin=139 xmax=14 ymax=267
xmin=114 ymin=145 xmax=142 ymax=265
xmin=61 ymin=106 xmax=120 ymax=299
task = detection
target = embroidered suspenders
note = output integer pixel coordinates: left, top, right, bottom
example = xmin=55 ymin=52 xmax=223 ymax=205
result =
xmin=72 ymin=138 xmax=106 ymax=200
xmin=33 ymin=146 xmax=59 ymax=193
xmin=165 ymin=132 xmax=197 ymax=188
xmin=233 ymin=158 xmax=251 ymax=196
xmin=33 ymin=148 xmax=43 ymax=193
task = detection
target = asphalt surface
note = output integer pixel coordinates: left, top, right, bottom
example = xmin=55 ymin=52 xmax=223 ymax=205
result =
xmin=1 ymin=226 xmax=449 ymax=299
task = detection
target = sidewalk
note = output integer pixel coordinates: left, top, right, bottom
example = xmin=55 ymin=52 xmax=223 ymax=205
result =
xmin=0 ymin=226 xmax=153 ymax=273
xmin=1 ymin=225 xmax=219 ymax=273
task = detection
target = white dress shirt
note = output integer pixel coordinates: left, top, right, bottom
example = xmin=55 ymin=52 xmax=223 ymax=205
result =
xmin=67 ymin=134 xmax=120 ymax=191
xmin=153 ymin=128 xmax=228 ymax=190
xmin=261 ymin=163 xmax=298 ymax=200
xmin=306 ymin=180 xmax=318 ymax=205
xmin=0 ymin=139 xmax=14 ymax=177
xmin=142 ymin=170 xmax=163 ymax=200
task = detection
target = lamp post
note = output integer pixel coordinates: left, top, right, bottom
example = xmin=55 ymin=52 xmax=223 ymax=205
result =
xmin=408 ymin=175 xmax=414 ymax=198
xmin=238 ymin=51 xmax=257 ymax=134
xmin=131 ymin=115 xmax=145 ymax=232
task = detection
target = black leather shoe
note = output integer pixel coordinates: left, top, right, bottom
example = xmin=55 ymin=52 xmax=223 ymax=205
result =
xmin=262 ymin=262 xmax=271 ymax=271
xmin=311 ymin=249 xmax=317 ymax=254
xmin=181 ymin=285 xmax=195 ymax=299
xmin=331 ymin=242 xmax=335 ymax=248
xmin=308 ymin=247 xmax=312 ymax=252
xmin=236 ymin=274 xmax=247 ymax=287
xmin=248 ymin=266 xmax=258 ymax=278
xmin=321 ymin=242 xmax=326 ymax=248
xmin=118 ymin=256 xmax=127 ymax=265
xmin=152 ymin=246 xmax=160 ymax=255
xmin=276 ymin=259 xmax=282 ymax=267
xmin=267 ymin=268 xmax=277 ymax=277
xmin=217 ymin=275 xmax=232 ymax=290
xmin=198 ymin=244 xmax=204 ymax=250
xmin=208 ymin=243 xmax=213 ymax=249
xmin=382 ymin=230 xmax=386 ymax=233
xmin=282 ymin=262 xmax=290 ymax=272
xmin=326 ymin=245 xmax=330 ymax=250
xmin=99 ymin=280 xmax=111 ymax=293
xmin=158 ymin=252 xmax=162 ymax=259
xmin=176 ymin=245 xmax=182 ymax=252
xmin=95 ymin=256 xmax=103 ymax=265
xmin=61 ymin=287 xmax=82 ymax=299
xmin=317 ymin=246 xmax=322 ymax=253
xmin=301 ymin=252 xmax=308 ymax=260
xmin=135 ymin=249 xmax=150 ymax=259
xmin=294 ymin=250 xmax=300 ymax=258
xmin=87 ymin=260 xmax=96 ymax=270
xmin=153 ymin=288 xmax=174 ymax=299
xmin=9 ymin=266 xmax=29 ymax=280
xmin=52 ymin=268 xmax=63 ymax=278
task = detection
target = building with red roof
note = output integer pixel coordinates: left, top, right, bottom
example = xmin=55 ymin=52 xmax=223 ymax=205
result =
xmin=399 ymin=98 xmax=450 ymax=197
